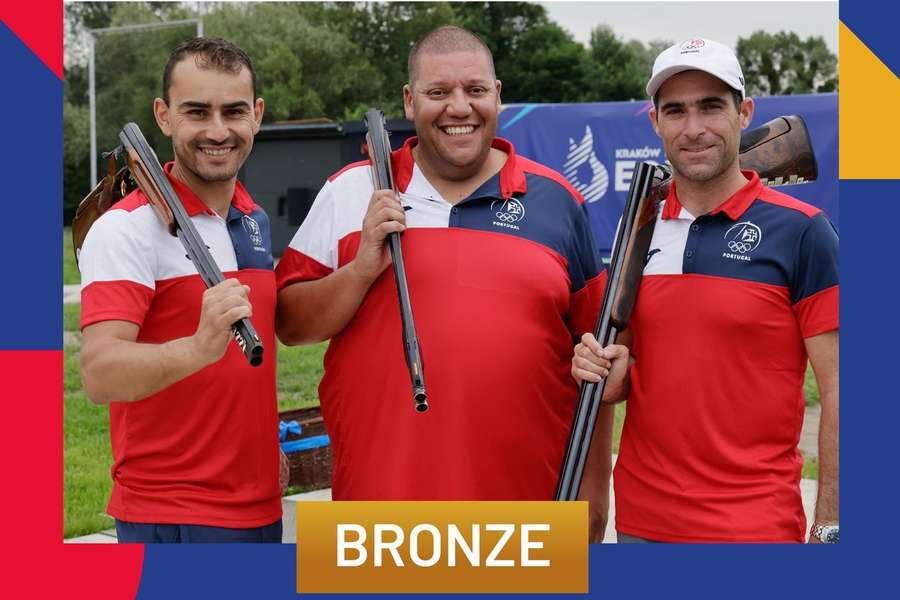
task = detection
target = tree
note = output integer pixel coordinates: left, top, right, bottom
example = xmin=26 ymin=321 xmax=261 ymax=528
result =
xmin=64 ymin=2 xmax=186 ymax=68
xmin=453 ymin=2 xmax=589 ymax=103
xmin=343 ymin=1 xmax=592 ymax=106
xmin=205 ymin=3 xmax=383 ymax=121
xmin=63 ymin=101 xmax=91 ymax=223
xmin=499 ymin=22 xmax=590 ymax=103
xmin=630 ymin=38 xmax=673 ymax=90
xmin=452 ymin=1 xmax=547 ymax=71
xmin=90 ymin=2 xmax=196 ymax=163
xmin=737 ymin=31 xmax=838 ymax=96
xmin=584 ymin=26 xmax=647 ymax=101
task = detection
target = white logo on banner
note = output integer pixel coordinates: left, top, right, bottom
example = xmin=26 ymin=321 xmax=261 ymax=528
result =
xmin=563 ymin=126 xmax=609 ymax=203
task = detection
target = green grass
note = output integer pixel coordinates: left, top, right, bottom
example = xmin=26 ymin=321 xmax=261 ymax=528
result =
xmin=802 ymin=456 xmax=819 ymax=480
xmin=804 ymin=363 xmax=820 ymax=406
xmin=612 ymin=402 xmax=626 ymax=454
xmin=277 ymin=342 xmax=327 ymax=412
xmin=64 ymin=303 xmax=81 ymax=332
xmin=63 ymin=227 xmax=80 ymax=285
xmin=63 ymin=317 xmax=327 ymax=539
xmin=64 ymin=340 xmax=116 ymax=537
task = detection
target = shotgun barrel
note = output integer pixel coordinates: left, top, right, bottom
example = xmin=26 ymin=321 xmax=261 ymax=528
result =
xmin=364 ymin=109 xmax=428 ymax=413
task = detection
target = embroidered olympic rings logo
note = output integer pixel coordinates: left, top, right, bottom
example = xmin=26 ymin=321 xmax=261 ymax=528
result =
xmin=723 ymin=221 xmax=762 ymax=255
xmin=491 ymin=198 xmax=526 ymax=224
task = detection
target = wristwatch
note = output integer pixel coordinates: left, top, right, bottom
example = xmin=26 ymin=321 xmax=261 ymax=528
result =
xmin=810 ymin=523 xmax=839 ymax=543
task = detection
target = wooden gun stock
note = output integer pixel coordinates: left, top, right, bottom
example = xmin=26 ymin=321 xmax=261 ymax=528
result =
xmin=738 ymin=115 xmax=818 ymax=186
xmin=72 ymin=153 xmax=137 ymax=264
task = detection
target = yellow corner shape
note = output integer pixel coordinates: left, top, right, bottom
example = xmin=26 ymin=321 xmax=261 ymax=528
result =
xmin=840 ymin=21 xmax=900 ymax=179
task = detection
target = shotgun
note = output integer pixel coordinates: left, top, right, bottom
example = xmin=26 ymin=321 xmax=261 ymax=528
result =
xmin=364 ymin=109 xmax=428 ymax=413
xmin=118 ymin=122 xmax=264 ymax=367
xmin=555 ymin=115 xmax=819 ymax=501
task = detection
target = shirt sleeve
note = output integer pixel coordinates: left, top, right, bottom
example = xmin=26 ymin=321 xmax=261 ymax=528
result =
xmin=79 ymin=208 xmax=156 ymax=329
xmin=567 ymin=203 xmax=606 ymax=340
xmin=275 ymin=180 xmax=338 ymax=290
xmin=791 ymin=211 xmax=839 ymax=338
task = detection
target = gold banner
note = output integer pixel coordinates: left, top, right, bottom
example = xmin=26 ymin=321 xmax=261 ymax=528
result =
xmin=295 ymin=501 xmax=588 ymax=593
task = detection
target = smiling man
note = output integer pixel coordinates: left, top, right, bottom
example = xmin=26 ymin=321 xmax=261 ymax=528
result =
xmin=78 ymin=38 xmax=284 ymax=543
xmin=275 ymin=26 xmax=629 ymax=507
xmin=573 ymin=39 xmax=839 ymax=543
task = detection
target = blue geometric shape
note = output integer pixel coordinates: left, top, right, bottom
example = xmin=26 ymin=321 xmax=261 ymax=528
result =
xmin=138 ymin=544 xmax=298 ymax=599
xmin=840 ymin=179 xmax=900 ymax=551
xmin=0 ymin=22 xmax=62 ymax=349
xmin=842 ymin=0 xmax=900 ymax=79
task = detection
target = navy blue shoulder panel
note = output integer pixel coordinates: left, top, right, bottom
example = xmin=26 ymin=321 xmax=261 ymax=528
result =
xmin=792 ymin=211 xmax=839 ymax=304
xmin=452 ymin=172 xmax=602 ymax=292
xmin=227 ymin=205 xmax=274 ymax=271
xmin=687 ymin=199 xmax=838 ymax=302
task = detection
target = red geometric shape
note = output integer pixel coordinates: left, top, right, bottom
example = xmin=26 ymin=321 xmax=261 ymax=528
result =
xmin=1 ymin=0 xmax=64 ymax=79
xmin=1 ymin=351 xmax=143 ymax=598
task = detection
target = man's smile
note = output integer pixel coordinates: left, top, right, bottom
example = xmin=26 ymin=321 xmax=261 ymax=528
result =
xmin=199 ymin=145 xmax=236 ymax=158
xmin=681 ymin=144 xmax=716 ymax=155
xmin=439 ymin=125 xmax=477 ymax=136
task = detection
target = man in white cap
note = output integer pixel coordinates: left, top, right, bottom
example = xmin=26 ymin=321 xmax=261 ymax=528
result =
xmin=571 ymin=38 xmax=839 ymax=543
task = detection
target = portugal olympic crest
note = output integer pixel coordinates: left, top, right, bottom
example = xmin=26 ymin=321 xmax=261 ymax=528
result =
xmin=492 ymin=198 xmax=526 ymax=224
xmin=242 ymin=215 xmax=263 ymax=248
xmin=724 ymin=221 xmax=762 ymax=254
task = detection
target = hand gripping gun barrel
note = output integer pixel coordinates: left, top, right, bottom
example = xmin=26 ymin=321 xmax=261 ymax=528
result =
xmin=364 ymin=109 xmax=428 ymax=413
xmin=555 ymin=115 xmax=819 ymax=501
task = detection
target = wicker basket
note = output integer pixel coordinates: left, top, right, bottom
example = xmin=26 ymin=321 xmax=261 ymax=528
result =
xmin=279 ymin=406 xmax=332 ymax=490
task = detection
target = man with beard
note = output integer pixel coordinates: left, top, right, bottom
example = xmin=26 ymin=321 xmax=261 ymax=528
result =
xmin=275 ymin=26 xmax=630 ymax=511
xmin=79 ymin=38 xmax=283 ymax=543
xmin=572 ymin=39 xmax=839 ymax=543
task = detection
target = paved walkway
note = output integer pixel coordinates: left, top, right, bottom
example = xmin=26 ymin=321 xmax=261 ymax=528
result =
xmin=800 ymin=404 xmax=820 ymax=458
xmin=64 ymin=284 xmax=79 ymax=305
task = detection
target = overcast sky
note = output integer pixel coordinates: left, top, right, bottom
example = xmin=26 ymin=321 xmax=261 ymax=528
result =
xmin=539 ymin=1 xmax=838 ymax=54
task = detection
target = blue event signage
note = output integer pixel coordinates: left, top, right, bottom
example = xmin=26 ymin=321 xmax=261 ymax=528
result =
xmin=500 ymin=94 xmax=838 ymax=256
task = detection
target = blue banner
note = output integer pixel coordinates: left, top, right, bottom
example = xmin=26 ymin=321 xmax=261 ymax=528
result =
xmin=499 ymin=94 xmax=838 ymax=256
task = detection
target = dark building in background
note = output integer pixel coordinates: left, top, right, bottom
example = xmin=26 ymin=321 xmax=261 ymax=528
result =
xmin=240 ymin=118 xmax=416 ymax=257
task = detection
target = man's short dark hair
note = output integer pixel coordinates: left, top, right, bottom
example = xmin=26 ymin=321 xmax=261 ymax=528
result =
xmin=162 ymin=37 xmax=256 ymax=104
xmin=407 ymin=26 xmax=495 ymax=85
xmin=652 ymin=87 xmax=743 ymax=112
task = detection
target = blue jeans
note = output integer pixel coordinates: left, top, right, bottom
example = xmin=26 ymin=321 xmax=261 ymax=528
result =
xmin=115 ymin=518 xmax=282 ymax=543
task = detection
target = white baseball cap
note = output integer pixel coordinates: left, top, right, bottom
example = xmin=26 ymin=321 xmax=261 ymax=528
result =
xmin=646 ymin=38 xmax=745 ymax=99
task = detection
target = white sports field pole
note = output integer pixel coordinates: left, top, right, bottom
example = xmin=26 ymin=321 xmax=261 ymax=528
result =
xmin=86 ymin=19 xmax=202 ymax=186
